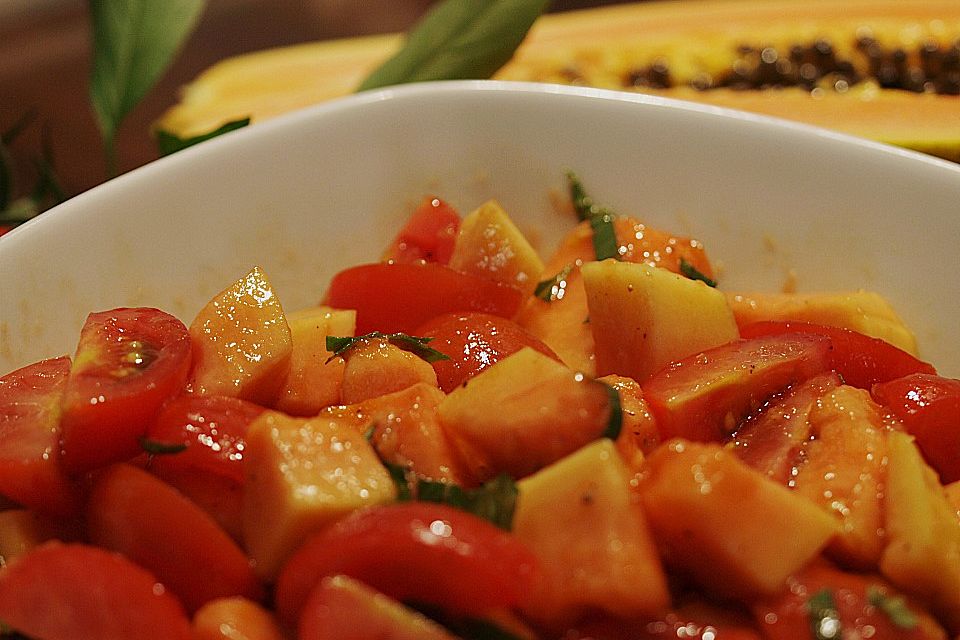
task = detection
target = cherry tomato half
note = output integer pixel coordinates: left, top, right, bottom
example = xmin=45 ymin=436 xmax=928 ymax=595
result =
xmin=0 ymin=356 xmax=77 ymax=517
xmin=0 ymin=541 xmax=193 ymax=640
xmin=86 ymin=463 xmax=264 ymax=614
xmin=382 ymin=196 xmax=461 ymax=264
xmin=642 ymin=333 xmax=832 ymax=442
xmin=872 ymin=373 xmax=960 ymax=484
xmin=59 ymin=308 xmax=192 ymax=474
xmin=274 ymin=502 xmax=541 ymax=630
xmin=739 ymin=321 xmax=935 ymax=389
xmin=323 ymin=263 xmax=524 ymax=335
xmin=416 ymin=312 xmax=560 ymax=392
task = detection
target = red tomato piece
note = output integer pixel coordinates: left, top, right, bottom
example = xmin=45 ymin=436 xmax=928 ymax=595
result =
xmin=872 ymin=373 xmax=960 ymax=484
xmin=323 ymin=263 xmax=524 ymax=335
xmin=274 ymin=502 xmax=541 ymax=630
xmin=753 ymin=562 xmax=947 ymax=640
xmin=739 ymin=320 xmax=936 ymax=389
xmin=416 ymin=312 xmax=560 ymax=392
xmin=143 ymin=394 xmax=264 ymax=540
xmin=382 ymin=196 xmax=461 ymax=264
xmin=59 ymin=308 xmax=192 ymax=474
xmin=0 ymin=356 xmax=78 ymax=517
xmin=642 ymin=333 xmax=832 ymax=442
xmin=0 ymin=541 xmax=193 ymax=640
xmin=86 ymin=463 xmax=264 ymax=614
xmin=145 ymin=394 xmax=263 ymax=485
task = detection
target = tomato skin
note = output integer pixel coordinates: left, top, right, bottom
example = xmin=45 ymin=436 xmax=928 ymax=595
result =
xmin=872 ymin=373 xmax=960 ymax=483
xmin=274 ymin=502 xmax=541 ymax=630
xmin=323 ymin=263 xmax=524 ymax=335
xmin=0 ymin=541 xmax=193 ymax=640
xmin=416 ymin=312 xmax=560 ymax=392
xmin=382 ymin=196 xmax=461 ymax=264
xmin=60 ymin=308 xmax=192 ymax=474
xmin=86 ymin=463 xmax=265 ymax=614
xmin=642 ymin=333 xmax=832 ymax=442
xmin=0 ymin=356 xmax=78 ymax=517
xmin=739 ymin=320 xmax=935 ymax=389
xmin=753 ymin=563 xmax=947 ymax=640
xmin=145 ymin=394 xmax=263 ymax=485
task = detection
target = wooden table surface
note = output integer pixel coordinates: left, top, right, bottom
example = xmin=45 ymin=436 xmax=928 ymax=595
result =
xmin=1 ymin=1 xmax=631 ymax=201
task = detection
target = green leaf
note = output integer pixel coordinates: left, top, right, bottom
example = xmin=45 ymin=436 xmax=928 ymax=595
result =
xmin=326 ymin=332 xmax=450 ymax=364
xmin=386 ymin=464 xmax=519 ymax=531
xmin=807 ymin=588 xmax=842 ymax=640
xmin=533 ymin=264 xmax=574 ymax=303
xmin=566 ymin=170 xmax=596 ymax=222
xmin=89 ymin=0 xmax=206 ymax=174
xmin=358 ymin=0 xmax=550 ymax=91
xmin=866 ymin=586 xmax=918 ymax=630
xmin=139 ymin=437 xmax=188 ymax=455
xmin=155 ymin=118 xmax=250 ymax=156
xmin=565 ymin=171 xmax=621 ymax=261
xmin=589 ymin=209 xmax=620 ymax=261
xmin=600 ymin=382 xmax=623 ymax=440
xmin=680 ymin=257 xmax=718 ymax=288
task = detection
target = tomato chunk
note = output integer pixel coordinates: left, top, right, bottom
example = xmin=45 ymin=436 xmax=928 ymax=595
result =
xmin=0 ymin=356 xmax=78 ymax=517
xmin=0 ymin=541 xmax=193 ymax=640
xmin=416 ymin=312 xmax=560 ymax=392
xmin=739 ymin=320 xmax=936 ymax=389
xmin=86 ymin=463 xmax=264 ymax=613
xmin=753 ymin=562 xmax=947 ymax=640
xmin=274 ymin=502 xmax=541 ymax=629
xmin=60 ymin=308 xmax=192 ymax=474
xmin=872 ymin=373 xmax=960 ymax=484
xmin=382 ymin=196 xmax=460 ymax=264
xmin=642 ymin=333 xmax=832 ymax=442
xmin=145 ymin=394 xmax=263 ymax=485
xmin=323 ymin=263 xmax=524 ymax=335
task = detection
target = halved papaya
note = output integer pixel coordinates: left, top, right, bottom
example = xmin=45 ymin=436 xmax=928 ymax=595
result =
xmin=157 ymin=0 xmax=960 ymax=160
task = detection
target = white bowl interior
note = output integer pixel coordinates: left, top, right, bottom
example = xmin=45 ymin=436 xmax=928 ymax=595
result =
xmin=2 ymin=81 xmax=958 ymax=376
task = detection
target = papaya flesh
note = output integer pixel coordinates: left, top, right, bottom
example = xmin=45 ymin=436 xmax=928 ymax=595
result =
xmin=157 ymin=0 xmax=960 ymax=161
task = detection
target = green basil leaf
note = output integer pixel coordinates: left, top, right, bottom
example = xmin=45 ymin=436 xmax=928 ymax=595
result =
xmin=326 ymin=332 xmax=450 ymax=364
xmin=680 ymin=257 xmax=718 ymax=288
xmin=808 ymin=588 xmax=842 ymax=640
xmin=566 ymin=170 xmax=597 ymax=222
xmin=358 ymin=0 xmax=550 ymax=91
xmin=533 ymin=264 xmax=574 ymax=302
xmin=155 ymin=118 xmax=250 ymax=156
xmin=89 ymin=0 xmax=206 ymax=174
xmin=866 ymin=586 xmax=918 ymax=630
xmin=589 ymin=209 xmax=620 ymax=261
xmin=600 ymin=382 xmax=623 ymax=440
xmin=566 ymin=172 xmax=621 ymax=261
xmin=139 ymin=437 xmax=188 ymax=455
xmin=385 ymin=463 xmax=518 ymax=531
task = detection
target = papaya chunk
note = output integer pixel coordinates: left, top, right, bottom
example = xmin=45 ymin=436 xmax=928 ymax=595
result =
xmin=439 ymin=347 xmax=618 ymax=480
xmin=639 ymin=439 xmax=837 ymax=599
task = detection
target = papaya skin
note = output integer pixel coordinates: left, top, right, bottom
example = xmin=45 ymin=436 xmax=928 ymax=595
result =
xmin=157 ymin=0 xmax=960 ymax=161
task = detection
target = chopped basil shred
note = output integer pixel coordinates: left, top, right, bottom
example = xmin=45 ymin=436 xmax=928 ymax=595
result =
xmin=807 ymin=588 xmax=842 ymax=640
xmin=386 ymin=463 xmax=518 ymax=531
xmin=680 ymin=257 xmax=718 ymax=288
xmin=326 ymin=332 xmax=450 ymax=364
xmin=600 ymin=382 xmax=623 ymax=440
xmin=534 ymin=264 xmax=574 ymax=302
xmin=867 ymin=586 xmax=919 ymax=629
xmin=139 ymin=437 xmax=188 ymax=455
xmin=566 ymin=171 xmax=620 ymax=262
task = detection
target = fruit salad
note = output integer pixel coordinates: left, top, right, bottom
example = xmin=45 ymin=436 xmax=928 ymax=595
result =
xmin=0 ymin=176 xmax=958 ymax=640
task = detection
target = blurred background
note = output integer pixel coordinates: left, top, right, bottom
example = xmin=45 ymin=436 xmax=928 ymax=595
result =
xmin=1 ymin=0 xmax=633 ymax=198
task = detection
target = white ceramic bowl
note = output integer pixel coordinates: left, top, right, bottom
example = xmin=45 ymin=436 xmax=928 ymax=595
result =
xmin=2 ymin=81 xmax=959 ymax=376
